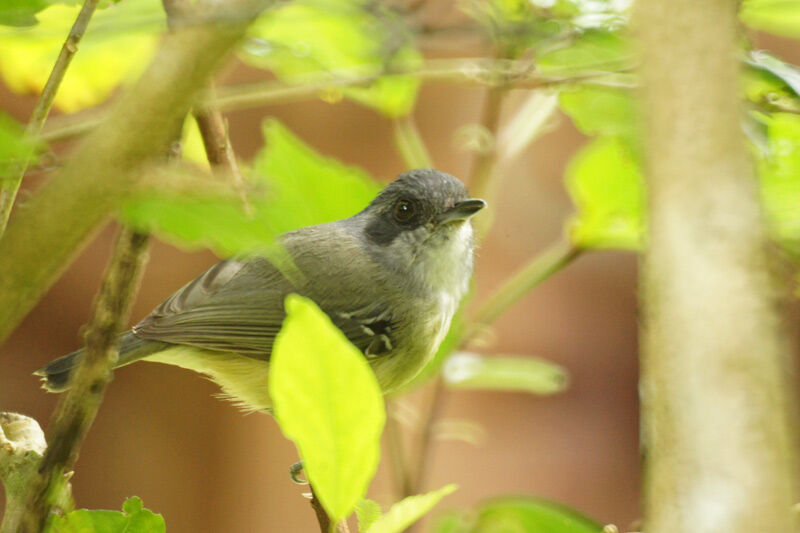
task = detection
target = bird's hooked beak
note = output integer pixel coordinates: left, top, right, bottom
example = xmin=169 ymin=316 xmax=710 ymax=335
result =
xmin=437 ymin=198 xmax=487 ymax=224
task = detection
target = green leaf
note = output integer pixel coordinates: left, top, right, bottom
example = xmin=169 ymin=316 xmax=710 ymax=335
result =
xmin=0 ymin=0 xmax=50 ymax=27
xmin=269 ymin=294 xmax=386 ymax=523
xmin=121 ymin=119 xmax=381 ymax=256
xmin=366 ymin=485 xmax=458 ymax=533
xmin=0 ymin=112 xmax=39 ymax=175
xmin=565 ymin=136 xmax=644 ymax=250
xmin=0 ymin=0 xmax=162 ymax=112
xmin=442 ymin=353 xmax=568 ymax=395
xmin=747 ymin=50 xmax=800 ymax=97
xmin=239 ymin=0 xmax=420 ymax=117
xmin=559 ymin=86 xmax=637 ymax=143
xmin=758 ymin=113 xmax=800 ymax=253
xmin=48 ymin=497 xmax=165 ymax=533
xmin=538 ymin=29 xmax=632 ymax=75
xmin=433 ymin=496 xmax=602 ymax=533
xmin=356 ymin=499 xmax=383 ymax=532
xmin=741 ymin=0 xmax=800 ymax=39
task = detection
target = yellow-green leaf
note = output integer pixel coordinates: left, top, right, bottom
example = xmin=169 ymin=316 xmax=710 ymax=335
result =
xmin=433 ymin=496 xmax=602 ymax=533
xmin=239 ymin=0 xmax=420 ymax=117
xmin=270 ymin=295 xmax=385 ymax=523
xmin=443 ymin=353 xmax=568 ymax=395
xmin=366 ymin=485 xmax=458 ymax=533
xmin=741 ymin=0 xmax=800 ymax=39
xmin=48 ymin=497 xmax=165 ymax=533
xmin=356 ymin=499 xmax=383 ymax=532
xmin=0 ymin=0 xmax=162 ymax=112
xmin=565 ymin=136 xmax=644 ymax=250
xmin=120 ymin=118 xmax=380 ymax=256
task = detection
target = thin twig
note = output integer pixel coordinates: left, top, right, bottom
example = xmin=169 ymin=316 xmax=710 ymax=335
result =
xmin=309 ymin=486 xmax=331 ymax=533
xmin=162 ymin=0 xmax=252 ymax=214
xmin=392 ymin=115 xmax=433 ymax=169
xmin=0 ymin=0 xmax=101 ymax=237
xmin=462 ymin=240 xmax=581 ymax=346
xmin=384 ymin=407 xmax=412 ymax=500
xmin=11 ymin=228 xmax=151 ymax=533
xmin=0 ymin=0 xmax=268 ymax=347
xmin=38 ymin=65 xmax=635 ymax=144
xmin=468 ymin=85 xmax=507 ymax=240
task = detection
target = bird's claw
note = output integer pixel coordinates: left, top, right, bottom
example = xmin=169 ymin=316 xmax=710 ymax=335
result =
xmin=289 ymin=461 xmax=307 ymax=484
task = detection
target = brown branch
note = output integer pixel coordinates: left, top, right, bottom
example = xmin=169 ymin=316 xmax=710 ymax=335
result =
xmin=10 ymin=228 xmax=150 ymax=532
xmin=38 ymin=65 xmax=635 ymax=144
xmin=0 ymin=0 xmax=101 ymax=237
xmin=636 ymin=0 xmax=798 ymax=531
xmin=309 ymin=486 xmax=331 ymax=533
xmin=0 ymin=0 xmax=270 ymax=347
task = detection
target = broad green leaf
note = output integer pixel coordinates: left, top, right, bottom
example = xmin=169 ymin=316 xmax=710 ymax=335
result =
xmin=366 ymin=485 xmax=458 ymax=533
xmin=565 ymin=136 xmax=644 ymax=250
xmin=0 ymin=0 xmax=50 ymax=27
xmin=747 ymin=50 xmax=800 ymax=97
xmin=0 ymin=0 xmax=162 ymax=112
xmin=538 ymin=29 xmax=632 ymax=75
xmin=741 ymin=0 xmax=800 ymax=39
xmin=0 ymin=113 xmax=39 ymax=175
xmin=758 ymin=113 xmax=800 ymax=253
xmin=239 ymin=0 xmax=420 ymax=117
xmin=442 ymin=353 xmax=568 ymax=395
xmin=121 ymin=119 xmax=381 ymax=256
xmin=269 ymin=295 xmax=385 ymax=523
xmin=558 ymin=86 xmax=637 ymax=143
xmin=48 ymin=497 xmax=165 ymax=533
xmin=433 ymin=496 xmax=602 ymax=533
xmin=356 ymin=499 xmax=383 ymax=532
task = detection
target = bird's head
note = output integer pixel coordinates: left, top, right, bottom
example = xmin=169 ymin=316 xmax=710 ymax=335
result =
xmin=357 ymin=168 xmax=486 ymax=296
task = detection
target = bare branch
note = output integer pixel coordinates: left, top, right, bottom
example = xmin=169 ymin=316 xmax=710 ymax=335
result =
xmin=0 ymin=0 xmax=271 ymax=346
xmin=0 ymin=0 xmax=101 ymax=236
xmin=10 ymin=228 xmax=150 ymax=532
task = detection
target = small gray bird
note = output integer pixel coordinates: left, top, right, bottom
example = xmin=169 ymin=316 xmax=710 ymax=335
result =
xmin=37 ymin=168 xmax=485 ymax=411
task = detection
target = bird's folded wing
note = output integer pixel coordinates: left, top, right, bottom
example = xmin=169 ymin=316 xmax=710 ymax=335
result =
xmin=132 ymin=257 xmax=393 ymax=359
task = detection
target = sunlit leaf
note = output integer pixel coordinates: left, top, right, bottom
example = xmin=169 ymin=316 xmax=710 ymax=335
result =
xmin=366 ymin=485 xmax=458 ymax=533
xmin=538 ymin=29 xmax=632 ymax=75
xmin=48 ymin=497 xmax=165 ymax=533
xmin=565 ymin=136 xmax=644 ymax=250
xmin=741 ymin=0 xmax=800 ymax=39
xmin=558 ymin=86 xmax=637 ymax=143
xmin=356 ymin=499 xmax=383 ymax=532
xmin=443 ymin=353 xmax=568 ymax=395
xmin=433 ymin=496 xmax=603 ymax=533
xmin=758 ymin=113 xmax=800 ymax=253
xmin=121 ymin=119 xmax=381 ymax=256
xmin=747 ymin=50 xmax=800 ymax=97
xmin=0 ymin=0 xmax=162 ymax=112
xmin=270 ymin=295 xmax=385 ymax=523
xmin=239 ymin=0 xmax=420 ymax=117
xmin=0 ymin=0 xmax=50 ymax=27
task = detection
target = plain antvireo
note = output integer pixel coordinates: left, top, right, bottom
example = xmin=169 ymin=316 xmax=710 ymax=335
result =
xmin=37 ymin=168 xmax=486 ymax=411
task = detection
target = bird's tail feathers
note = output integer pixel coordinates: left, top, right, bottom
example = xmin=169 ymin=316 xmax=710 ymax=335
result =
xmin=35 ymin=332 xmax=167 ymax=392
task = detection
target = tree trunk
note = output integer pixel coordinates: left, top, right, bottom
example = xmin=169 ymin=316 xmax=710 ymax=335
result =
xmin=636 ymin=1 xmax=798 ymax=532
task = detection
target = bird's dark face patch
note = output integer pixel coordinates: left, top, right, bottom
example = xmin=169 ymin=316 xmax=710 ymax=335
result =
xmin=362 ymin=169 xmax=469 ymax=247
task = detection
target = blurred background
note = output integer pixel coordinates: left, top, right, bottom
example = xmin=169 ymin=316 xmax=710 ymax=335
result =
xmin=0 ymin=3 xmax=798 ymax=530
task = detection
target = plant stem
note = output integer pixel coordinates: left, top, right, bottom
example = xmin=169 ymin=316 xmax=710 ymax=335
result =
xmin=162 ymin=0 xmax=251 ymax=214
xmin=0 ymin=0 xmax=100 ymax=237
xmin=0 ymin=0 xmax=268 ymax=346
xmin=309 ymin=486 xmax=331 ymax=533
xmin=39 ymin=66 xmax=635 ymax=143
xmin=468 ymin=85 xmax=507 ymax=240
xmin=462 ymin=240 xmax=581 ymax=346
xmin=384 ymin=407 xmax=412 ymax=500
xmin=637 ymin=0 xmax=798 ymax=531
xmin=392 ymin=115 xmax=433 ymax=169
xmin=11 ymin=228 xmax=150 ymax=533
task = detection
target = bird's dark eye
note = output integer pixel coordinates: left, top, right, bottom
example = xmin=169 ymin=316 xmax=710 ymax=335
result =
xmin=394 ymin=200 xmax=416 ymax=222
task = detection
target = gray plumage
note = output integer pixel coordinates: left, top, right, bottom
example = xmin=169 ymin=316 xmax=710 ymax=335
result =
xmin=36 ymin=168 xmax=485 ymax=411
